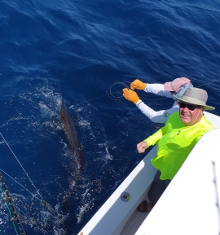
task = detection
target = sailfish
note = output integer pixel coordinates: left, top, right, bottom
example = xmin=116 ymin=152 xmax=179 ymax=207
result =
xmin=60 ymin=95 xmax=85 ymax=210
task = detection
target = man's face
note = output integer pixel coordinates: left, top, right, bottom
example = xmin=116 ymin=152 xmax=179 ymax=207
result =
xmin=178 ymin=101 xmax=204 ymax=126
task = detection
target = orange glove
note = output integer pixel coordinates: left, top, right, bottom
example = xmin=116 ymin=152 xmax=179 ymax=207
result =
xmin=123 ymin=88 xmax=139 ymax=104
xmin=130 ymin=79 xmax=146 ymax=90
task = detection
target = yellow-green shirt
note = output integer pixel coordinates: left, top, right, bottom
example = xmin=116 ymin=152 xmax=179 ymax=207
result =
xmin=144 ymin=112 xmax=214 ymax=180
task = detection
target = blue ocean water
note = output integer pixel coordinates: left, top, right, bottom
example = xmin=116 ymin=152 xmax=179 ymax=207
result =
xmin=0 ymin=0 xmax=220 ymax=234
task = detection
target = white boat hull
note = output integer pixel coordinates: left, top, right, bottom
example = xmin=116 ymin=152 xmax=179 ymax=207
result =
xmin=78 ymin=111 xmax=220 ymax=235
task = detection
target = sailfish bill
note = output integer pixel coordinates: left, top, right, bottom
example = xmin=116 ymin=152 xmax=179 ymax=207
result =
xmin=60 ymin=95 xmax=85 ymax=210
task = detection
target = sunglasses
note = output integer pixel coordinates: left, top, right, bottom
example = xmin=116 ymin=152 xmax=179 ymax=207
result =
xmin=178 ymin=101 xmax=201 ymax=111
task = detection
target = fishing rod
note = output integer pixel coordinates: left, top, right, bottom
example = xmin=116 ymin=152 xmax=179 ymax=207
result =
xmin=0 ymin=170 xmax=26 ymax=235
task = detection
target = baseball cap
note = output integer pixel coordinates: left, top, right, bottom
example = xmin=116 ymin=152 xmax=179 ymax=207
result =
xmin=164 ymin=77 xmax=191 ymax=93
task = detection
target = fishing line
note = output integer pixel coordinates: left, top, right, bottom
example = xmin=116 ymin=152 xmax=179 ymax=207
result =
xmin=0 ymin=133 xmax=62 ymax=219
xmin=106 ymin=81 xmax=169 ymax=101
xmin=0 ymin=168 xmax=42 ymax=202
xmin=0 ymin=132 xmax=64 ymax=232
xmin=0 ymin=133 xmax=43 ymax=201
xmin=0 ymin=132 xmax=77 ymax=232
xmin=13 ymin=204 xmax=47 ymax=235
xmin=87 ymin=78 xmax=220 ymax=104
xmin=77 ymin=79 xmax=220 ymax=107
xmin=70 ymin=81 xmax=168 ymax=108
xmin=0 ymin=170 xmax=26 ymax=235
xmin=69 ymin=81 xmax=127 ymax=108
xmin=69 ymin=81 xmax=130 ymax=108
xmin=196 ymin=79 xmax=220 ymax=88
xmin=108 ymin=81 xmax=130 ymax=100
xmin=0 ymin=185 xmax=20 ymax=235
xmin=0 ymin=169 xmax=65 ymax=234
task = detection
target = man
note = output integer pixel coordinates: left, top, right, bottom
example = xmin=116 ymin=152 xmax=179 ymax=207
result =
xmin=123 ymin=77 xmax=193 ymax=123
xmin=136 ymin=87 xmax=215 ymax=212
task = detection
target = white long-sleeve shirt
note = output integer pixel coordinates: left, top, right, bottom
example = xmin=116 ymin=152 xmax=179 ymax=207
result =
xmin=135 ymin=83 xmax=179 ymax=123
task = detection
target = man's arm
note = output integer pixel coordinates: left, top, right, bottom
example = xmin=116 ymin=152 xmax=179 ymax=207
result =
xmin=144 ymin=84 xmax=173 ymax=98
xmin=130 ymin=79 xmax=172 ymax=98
xmin=137 ymin=126 xmax=166 ymax=153
xmin=136 ymin=100 xmax=179 ymax=123
xmin=144 ymin=126 xmax=165 ymax=146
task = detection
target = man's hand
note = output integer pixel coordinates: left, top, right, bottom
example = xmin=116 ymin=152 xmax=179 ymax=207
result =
xmin=130 ymin=79 xmax=146 ymax=90
xmin=137 ymin=141 xmax=148 ymax=153
xmin=123 ymin=88 xmax=139 ymax=104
